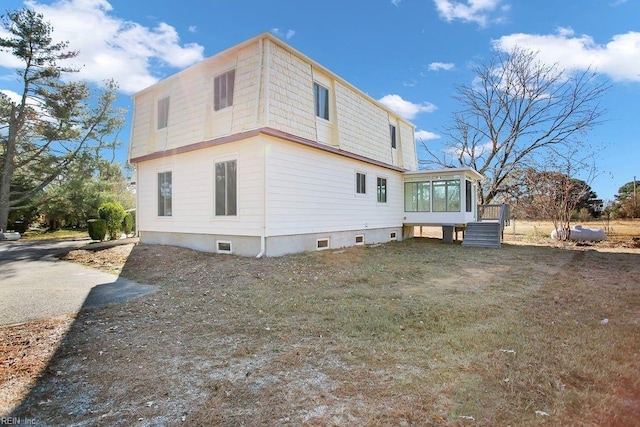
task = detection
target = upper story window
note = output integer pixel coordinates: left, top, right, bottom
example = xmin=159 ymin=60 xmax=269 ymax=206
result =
xmin=215 ymin=160 xmax=237 ymax=216
xmin=356 ymin=172 xmax=366 ymax=194
xmin=377 ymin=177 xmax=387 ymax=203
xmin=157 ymin=96 xmax=170 ymax=130
xmin=157 ymin=171 xmax=172 ymax=216
xmin=214 ymin=69 xmax=236 ymax=111
xmin=390 ymin=124 xmax=397 ymax=149
xmin=313 ymin=82 xmax=329 ymax=120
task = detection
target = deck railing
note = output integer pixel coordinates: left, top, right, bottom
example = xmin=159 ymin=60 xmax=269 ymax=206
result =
xmin=478 ymin=203 xmax=510 ymax=227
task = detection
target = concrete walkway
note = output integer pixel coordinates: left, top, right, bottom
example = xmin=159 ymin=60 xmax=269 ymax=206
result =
xmin=0 ymin=238 xmax=156 ymax=326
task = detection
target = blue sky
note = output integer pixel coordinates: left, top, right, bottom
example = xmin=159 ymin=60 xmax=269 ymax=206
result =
xmin=1 ymin=0 xmax=638 ymax=201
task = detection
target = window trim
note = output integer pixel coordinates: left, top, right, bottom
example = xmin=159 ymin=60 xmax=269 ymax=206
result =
xmin=432 ymin=179 xmax=461 ymax=212
xmin=157 ymin=96 xmax=170 ymax=130
xmin=316 ymin=238 xmax=330 ymax=250
xmin=356 ymin=172 xmax=366 ymax=195
xmin=216 ymin=240 xmax=232 ymax=254
xmin=466 ymin=179 xmax=473 ymax=213
xmin=376 ymin=176 xmax=387 ymax=203
xmin=390 ymin=124 xmax=397 ymax=149
xmin=313 ymin=82 xmax=330 ymax=120
xmin=214 ymin=159 xmax=238 ymax=217
xmin=355 ymin=234 xmax=365 ymax=245
xmin=214 ymin=69 xmax=236 ymax=111
xmin=157 ymin=171 xmax=172 ymax=217
xmin=404 ymin=181 xmax=431 ymax=212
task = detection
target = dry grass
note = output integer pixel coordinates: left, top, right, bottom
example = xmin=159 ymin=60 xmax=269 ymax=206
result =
xmin=2 ymin=221 xmax=640 ymax=425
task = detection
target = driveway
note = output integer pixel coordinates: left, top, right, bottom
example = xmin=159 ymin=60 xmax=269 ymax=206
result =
xmin=0 ymin=238 xmax=156 ymax=326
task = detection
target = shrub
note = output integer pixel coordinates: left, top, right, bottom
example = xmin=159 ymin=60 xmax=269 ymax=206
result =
xmin=122 ymin=212 xmax=133 ymax=235
xmin=87 ymin=219 xmax=107 ymax=241
xmin=98 ymin=202 xmax=126 ymax=240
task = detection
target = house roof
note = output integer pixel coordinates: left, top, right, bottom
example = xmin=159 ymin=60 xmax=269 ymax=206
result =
xmin=129 ymin=126 xmax=407 ymax=173
xmin=404 ymin=167 xmax=485 ymax=181
xmin=130 ymin=32 xmax=415 ymax=130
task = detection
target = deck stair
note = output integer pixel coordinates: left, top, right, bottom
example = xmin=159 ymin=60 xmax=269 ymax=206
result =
xmin=462 ymin=203 xmax=509 ymax=248
xmin=462 ymin=222 xmax=502 ymax=248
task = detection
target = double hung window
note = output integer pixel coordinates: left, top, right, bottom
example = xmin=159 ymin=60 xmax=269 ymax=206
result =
xmin=214 ymin=69 xmax=236 ymax=111
xmin=215 ymin=160 xmax=237 ymax=216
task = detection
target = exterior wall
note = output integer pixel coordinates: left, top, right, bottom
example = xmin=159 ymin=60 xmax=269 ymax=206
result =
xmin=136 ymin=137 xmax=265 ymax=241
xmin=265 ymin=41 xmax=317 ymax=141
xmin=140 ymin=231 xmax=261 ymax=256
xmin=266 ymin=227 xmax=401 ymax=257
xmin=129 ymin=40 xmax=264 ymax=160
xmin=129 ymin=33 xmax=417 ymax=172
xmin=264 ymin=137 xmax=404 ymax=236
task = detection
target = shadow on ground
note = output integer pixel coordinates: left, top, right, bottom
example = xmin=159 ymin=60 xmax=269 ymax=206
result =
xmin=6 ymin=243 xmax=157 ymax=424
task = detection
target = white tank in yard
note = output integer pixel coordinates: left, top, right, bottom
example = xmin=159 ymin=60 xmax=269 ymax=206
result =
xmin=550 ymin=224 xmax=607 ymax=241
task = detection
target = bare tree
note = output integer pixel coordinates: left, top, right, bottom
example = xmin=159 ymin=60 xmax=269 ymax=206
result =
xmin=420 ymin=48 xmax=609 ymax=206
xmin=0 ymin=9 xmax=124 ymax=231
xmin=516 ymin=147 xmax=597 ymax=240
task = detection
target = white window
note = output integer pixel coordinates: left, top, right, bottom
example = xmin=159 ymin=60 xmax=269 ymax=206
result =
xmin=356 ymin=172 xmax=366 ymax=194
xmin=313 ymin=82 xmax=329 ymax=120
xmin=157 ymin=171 xmax=172 ymax=216
xmin=215 ymin=160 xmax=237 ymax=216
xmin=217 ymin=241 xmax=232 ymax=254
xmin=390 ymin=124 xmax=397 ymax=149
xmin=157 ymin=96 xmax=170 ymax=129
xmin=355 ymin=235 xmax=365 ymax=245
xmin=377 ymin=177 xmax=387 ymax=203
xmin=390 ymin=232 xmax=397 ymax=240
xmin=432 ymin=180 xmax=461 ymax=212
xmin=316 ymin=238 xmax=330 ymax=250
xmin=404 ymin=181 xmax=431 ymax=212
xmin=214 ymin=69 xmax=235 ymax=111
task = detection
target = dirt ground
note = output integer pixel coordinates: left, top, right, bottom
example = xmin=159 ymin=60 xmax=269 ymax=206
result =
xmin=1 ymin=221 xmax=639 ymax=425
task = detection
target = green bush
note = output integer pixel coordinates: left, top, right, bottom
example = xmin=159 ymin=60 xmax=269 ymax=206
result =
xmin=122 ymin=212 xmax=133 ymax=235
xmin=87 ymin=219 xmax=107 ymax=241
xmin=98 ymin=202 xmax=126 ymax=240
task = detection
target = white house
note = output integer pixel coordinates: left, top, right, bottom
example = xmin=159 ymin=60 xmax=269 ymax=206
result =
xmin=128 ymin=33 xmax=487 ymax=256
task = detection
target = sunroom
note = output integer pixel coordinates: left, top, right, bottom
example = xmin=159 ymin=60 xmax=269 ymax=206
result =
xmin=402 ymin=167 xmax=484 ymax=241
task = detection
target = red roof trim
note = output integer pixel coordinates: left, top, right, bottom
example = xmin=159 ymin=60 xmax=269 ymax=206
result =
xmin=129 ymin=127 xmax=407 ymax=172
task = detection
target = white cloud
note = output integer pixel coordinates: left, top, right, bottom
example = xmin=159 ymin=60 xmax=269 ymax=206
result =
xmin=0 ymin=0 xmax=204 ymax=94
xmin=188 ymin=25 xmax=197 ymax=34
xmin=433 ymin=0 xmax=507 ymax=27
xmin=428 ymin=62 xmax=455 ymax=71
xmin=271 ymin=28 xmax=296 ymax=40
xmin=0 ymin=89 xmax=21 ymax=104
xmin=493 ymin=28 xmax=640 ymax=82
xmin=391 ymin=0 xmax=402 ymax=6
xmin=379 ymin=94 xmax=437 ymax=120
xmin=415 ymin=130 xmax=441 ymax=141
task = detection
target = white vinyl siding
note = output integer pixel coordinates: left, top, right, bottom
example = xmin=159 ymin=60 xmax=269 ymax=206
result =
xmin=265 ymin=140 xmax=403 ymax=236
xmin=136 ymin=138 xmax=264 ymax=237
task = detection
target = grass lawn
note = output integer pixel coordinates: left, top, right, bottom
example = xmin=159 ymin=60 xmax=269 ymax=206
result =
xmin=1 ymin=221 xmax=639 ymax=425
